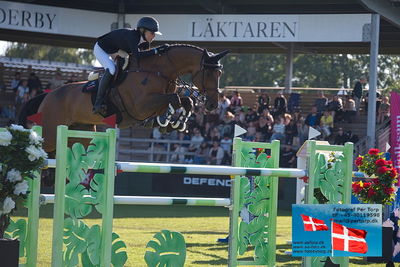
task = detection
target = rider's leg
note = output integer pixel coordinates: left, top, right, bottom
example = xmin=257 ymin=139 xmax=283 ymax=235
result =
xmin=93 ymin=42 xmax=116 ymax=114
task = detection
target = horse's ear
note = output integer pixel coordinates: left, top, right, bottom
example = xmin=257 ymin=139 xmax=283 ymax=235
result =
xmin=213 ymin=50 xmax=230 ymax=61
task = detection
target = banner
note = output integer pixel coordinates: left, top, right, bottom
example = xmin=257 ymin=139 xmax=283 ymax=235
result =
xmin=390 ymin=92 xmax=400 ymax=181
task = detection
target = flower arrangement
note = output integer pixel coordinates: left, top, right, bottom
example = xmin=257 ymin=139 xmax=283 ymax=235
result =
xmin=0 ymin=125 xmax=47 ymax=238
xmin=352 ymin=148 xmax=398 ymax=205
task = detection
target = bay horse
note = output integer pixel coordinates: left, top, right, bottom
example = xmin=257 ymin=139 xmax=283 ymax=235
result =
xmin=19 ymin=44 xmax=228 ymax=153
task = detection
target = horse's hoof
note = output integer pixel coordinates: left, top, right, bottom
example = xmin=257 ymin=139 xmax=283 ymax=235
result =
xmin=178 ymin=123 xmax=187 ymax=132
xmin=157 ymin=115 xmax=170 ymax=127
xmin=171 ymin=120 xmax=181 ymax=129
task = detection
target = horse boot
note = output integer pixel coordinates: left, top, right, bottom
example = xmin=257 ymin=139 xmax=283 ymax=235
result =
xmin=157 ymin=103 xmax=175 ymax=127
xmin=93 ymin=69 xmax=113 ymax=114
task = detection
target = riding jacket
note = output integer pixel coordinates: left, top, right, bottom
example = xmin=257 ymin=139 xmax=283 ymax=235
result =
xmin=97 ymin=28 xmax=155 ymax=59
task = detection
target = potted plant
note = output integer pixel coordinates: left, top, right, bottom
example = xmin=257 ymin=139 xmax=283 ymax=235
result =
xmin=352 ymin=148 xmax=398 ymax=264
xmin=0 ymin=125 xmax=47 ymax=266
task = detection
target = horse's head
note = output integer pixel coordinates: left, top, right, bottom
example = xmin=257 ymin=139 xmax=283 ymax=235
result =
xmin=192 ymin=49 xmax=229 ymax=111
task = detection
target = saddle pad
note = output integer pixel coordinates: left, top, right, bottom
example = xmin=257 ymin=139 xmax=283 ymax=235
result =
xmin=82 ymin=80 xmax=99 ymax=93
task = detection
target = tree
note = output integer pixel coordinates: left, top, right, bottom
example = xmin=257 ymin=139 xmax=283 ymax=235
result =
xmin=5 ymin=43 xmax=94 ymax=65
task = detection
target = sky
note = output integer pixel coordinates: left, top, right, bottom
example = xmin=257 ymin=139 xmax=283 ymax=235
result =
xmin=0 ymin=41 xmax=9 ymax=55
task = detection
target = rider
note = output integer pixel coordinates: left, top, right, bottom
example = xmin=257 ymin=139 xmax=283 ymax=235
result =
xmin=92 ymin=16 xmax=169 ymax=114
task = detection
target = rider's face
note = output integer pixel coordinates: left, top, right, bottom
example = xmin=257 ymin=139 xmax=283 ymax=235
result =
xmin=144 ymin=30 xmax=155 ymax=42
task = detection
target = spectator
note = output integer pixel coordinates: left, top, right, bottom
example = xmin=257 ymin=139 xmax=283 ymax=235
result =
xmin=280 ymin=144 xmax=296 ymax=168
xmin=254 ymin=131 xmax=265 ymax=142
xmin=150 ymin=127 xmax=164 ymax=162
xmin=27 ymin=72 xmax=42 ymax=97
xmin=319 ymin=111 xmax=333 ymax=138
xmin=194 ymin=106 xmax=205 ymax=129
xmin=378 ymin=96 xmax=390 ymax=124
xmin=314 ymin=91 xmax=328 ymax=113
xmin=285 ymin=119 xmax=298 ymax=145
xmin=270 ymin=117 xmax=285 ymax=142
xmin=327 ymin=95 xmax=343 ymax=122
xmin=220 ymin=133 xmax=232 ymax=164
xmin=273 ymin=92 xmax=287 ymax=117
xmin=245 ymin=108 xmax=259 ymax=123
xmin=220 ymin=111 xmax=235 ymax=137
xmin=193 ymin=142 xmax=209 ymax=164
xmin=1 ymin=105 xmax=16 ymax=120
xmin=347 ymin=130 xmax=359 ymax=143
xmin=305 ymin=106 xmax=321 ymax=127
xmin=49 ymin=71 xmax=64 ymax=90
xmin=257 ymin=112 xmax=273 ymax=141
xmin=353 ymin=76 xmax=367 ymax=113
xmin=218 ymin=93 xmax=231 ymax=120
xmin=230 ymin=91 xmax=242 ymax=110
xmin=295 ymin=118 xmax=308 ymax=148
xmin=170 ymin=143 xmax=186 ymax=163
xmin=245 ymin=121 xmax=257 ymax=141
xmin=334 ymin=128 xmax=348 ymax=145
xmin=206 ymin=128 xmax=221 ymax=143
xmin=343 ymin=96 xmax=356 ymax=123
xmin=15 ymin=79 xmax=29 ymax=106
xmin=10 ymin=72 xmax=21 ymax=92
xmin=257 ymin=93 xmax=270 ymax=114
xmin=207 ymin=141 xmax=224 ymax=165
xmin=188 ymin=128 xmax=204 ymax=156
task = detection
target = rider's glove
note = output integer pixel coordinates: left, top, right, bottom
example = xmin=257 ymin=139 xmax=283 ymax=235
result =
xmin=154 ymin=44 xmax=169 ymax=55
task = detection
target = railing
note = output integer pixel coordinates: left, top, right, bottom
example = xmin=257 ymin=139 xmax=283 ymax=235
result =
xmin=354 ymin=117 xmax=390 ymax=157
xmin=118 ymin=137 xmax=204 ymax=163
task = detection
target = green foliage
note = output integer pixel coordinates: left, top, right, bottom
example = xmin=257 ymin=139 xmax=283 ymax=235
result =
xmin=63 ymin=218 xmax=90 ymax=267
xmin=5 ymin=43 xmax=95 ymax=65
xmin=111 ymin=232 xmax=128 ymax=267
xmin=5 ymin=218 xmax=27 ymax=256
xmin=64 ymin=183 xmax=93 ymax=219
xmin=89 ymin=173 xmax=105 ymax=214
xmin=144 ymin=230 xmax=186 ymax=267
xmin=220 ymin=53 xmax=400 ymax=89
xmin=67 ymin=142 xmax=89 ymax=186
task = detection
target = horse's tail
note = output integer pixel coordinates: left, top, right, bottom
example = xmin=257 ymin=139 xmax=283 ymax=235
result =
xmin=18 ymin=93 xmax=47 ymax=128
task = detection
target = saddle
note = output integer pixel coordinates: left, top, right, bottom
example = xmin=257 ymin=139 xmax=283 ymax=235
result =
xmin=81 ymin=56 xmax=129 ymax=121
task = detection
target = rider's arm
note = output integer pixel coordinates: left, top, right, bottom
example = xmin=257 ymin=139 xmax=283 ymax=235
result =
xmin=126 ymin=34 xmax=156 ymax=59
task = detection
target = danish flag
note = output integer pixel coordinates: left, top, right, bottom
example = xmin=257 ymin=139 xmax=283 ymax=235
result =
xmin=300 ymin=214 xmax=329 ymax=231
xmin=331 ymin=222 xmax=368 ymax=254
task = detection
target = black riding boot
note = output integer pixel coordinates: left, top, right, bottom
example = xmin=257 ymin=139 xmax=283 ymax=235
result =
xmin=93 ymin=69 xmax=113 ymax=114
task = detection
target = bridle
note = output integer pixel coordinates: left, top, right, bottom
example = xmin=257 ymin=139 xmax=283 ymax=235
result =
xmin=181 ymin=52 xmax=223 ymax=103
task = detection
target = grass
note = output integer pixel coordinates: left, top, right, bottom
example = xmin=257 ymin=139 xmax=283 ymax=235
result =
xmin=15 ymin=205 xmax=387 ymax=266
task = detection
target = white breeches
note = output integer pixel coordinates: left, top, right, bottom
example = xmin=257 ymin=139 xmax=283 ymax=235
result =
xmin=94 ymin=42 xmax=116 ymax=75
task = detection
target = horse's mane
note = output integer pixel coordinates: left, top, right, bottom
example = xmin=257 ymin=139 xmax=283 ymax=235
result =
xmin=166 ymin=43 xmax=204 ymax=52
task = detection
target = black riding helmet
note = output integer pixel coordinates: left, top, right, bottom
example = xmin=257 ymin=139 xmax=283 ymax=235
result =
xmin=137 ymin=17 xmax=162 ymax=35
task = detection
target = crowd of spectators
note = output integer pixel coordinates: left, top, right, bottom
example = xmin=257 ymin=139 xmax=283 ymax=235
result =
xmin=0 ymin=71 xmax=80 ymax=124
xmin=154 ymin=83 xmax=391 ymax=166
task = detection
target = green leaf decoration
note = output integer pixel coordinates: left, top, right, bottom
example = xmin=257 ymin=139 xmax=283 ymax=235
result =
xmin=247 ymin=216 xmax=268 ymax=245
xmin=111 ymin=232 xmax=128 ymax=267
xmin=86 ymin=137 xmax=108 ymax=170
xmin=312 ymin=256 xmax=328 ymax=267
xmin=5 ymin=218 xmax=27 ymax=257
xmin=247 ymin=186 xmax=270 ymax=216
xmin=313 ymin=153 xmax=327 ymax=188
xmin=238 ymin=177 xmax=251 ymax=210
xmin=65 ymin=183 xmax=93 ymax=219
xmin=89 ymin=173 xmax=106 ymax=214
xmin=85 ymin=225 xmax=101 ymax=266
xmin=67 ymin=143 xmax=89 ymax=186
xmin=254 ymin=239 xmax=269 ymax=263
xmin=238 ymin=221 xmax=249 ymax=255
xmin=144 ymin=230 xmax=186 ymax=267
xmin=320 ymin=154 xmax=346 ymax=204
xmin=63 ymin=218 xmax=90 ymax=267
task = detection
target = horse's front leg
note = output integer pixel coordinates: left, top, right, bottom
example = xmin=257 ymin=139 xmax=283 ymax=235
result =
xmin=170 ymin=97 xmax=193 ymax=132
xmin=154 ymin=93 xmax=182 ymax=127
